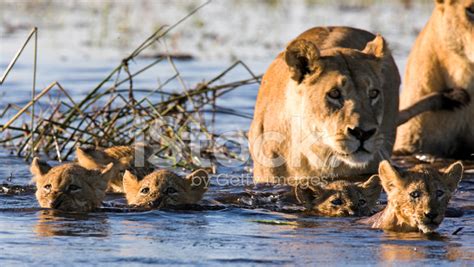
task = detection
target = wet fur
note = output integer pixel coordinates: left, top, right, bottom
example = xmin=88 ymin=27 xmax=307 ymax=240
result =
xmin=123 ymin=169 xmax=209 ymax=209
xmin=365 ymin=160 xmax=463 ymax=233
xmin=30 ymin=158 xmax=114 ymax=212
xmin=295 ymin=175 xmax=381 ymax=216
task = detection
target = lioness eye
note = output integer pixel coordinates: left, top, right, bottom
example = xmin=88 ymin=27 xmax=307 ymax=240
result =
xmin=358 ymin=199 xmax=367 ymax=206
xmin=140 ymin=187 xmax=150 ymax=194
xmin=331 ymin=198 xmax=343 ymax=206
xmin=436 ymin=190 xmax=444 ymax=197
xmin=369 ymin=89 xmax=380 ymax=99
xmin=44 ymin=184 xmax=52 ymax=191
xmin=327 ymin=89 xmax=342 ymax=99
xmin=410 ymin=190 xmax=421 ymax=199
xmin=164 ymin=187 xmax=178 ymax=194
xmin=466 ymin=5 xmax=474 ymax=19
xmin=68 ymin=185 xmax=81 ymax=192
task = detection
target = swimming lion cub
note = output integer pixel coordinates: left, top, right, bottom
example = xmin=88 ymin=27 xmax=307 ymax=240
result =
xmin=30 ymin=157 xmax=114 ymax=212
xmin=366 ymin=160 xmax=463 ymax=233
xmin=295 ymin=175 xmax=381 ymax=216
xmin=123 ymin=169 xmax=209 ymax=209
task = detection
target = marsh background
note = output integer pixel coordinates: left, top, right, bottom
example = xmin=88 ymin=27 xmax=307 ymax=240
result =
xmin=1 ymin=0 xmax=473 ymax=265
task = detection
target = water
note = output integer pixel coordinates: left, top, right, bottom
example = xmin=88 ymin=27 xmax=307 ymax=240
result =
xmin=1 ymin=1 xmax=474 ymax=265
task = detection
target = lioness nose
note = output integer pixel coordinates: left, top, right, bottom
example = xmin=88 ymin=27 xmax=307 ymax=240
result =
xmin=348 ymin=127 xmax=376 ymax=141
xmin=425 ymin=211 xmax=438 ymax=220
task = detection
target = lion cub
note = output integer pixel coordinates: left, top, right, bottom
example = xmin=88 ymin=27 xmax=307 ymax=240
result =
xmin=295 ymin=176 xmax=381 ymax=217
xmin=76 ymin=144 xmax=154 ymax=192
xmin=367 ymin=160 xmax=463 ymax=233
xmin=123 ymin=169 xmax=209 ymax=209
xmin=30 ymin=157 xmax=114 ymax=212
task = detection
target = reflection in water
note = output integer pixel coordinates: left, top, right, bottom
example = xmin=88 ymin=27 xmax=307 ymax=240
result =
xmin=379 ymin=231 xmax=474 ymax=263
xmin=34 ymin=209 xmax=110 ymax=237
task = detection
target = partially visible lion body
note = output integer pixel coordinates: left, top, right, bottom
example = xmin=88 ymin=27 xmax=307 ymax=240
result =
xmin=295 ymin=175 xmax=382 ymax=217
xmin=395 ymin=0 xmax=474 ymax=157
xmin=76 ymin=144 xmax=155 ymax=192
xmin=249 ymin=27 xmax=400 ymax=184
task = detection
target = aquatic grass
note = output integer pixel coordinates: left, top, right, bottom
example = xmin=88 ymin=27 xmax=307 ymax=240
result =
xmin=0 ymin=1 xmax=261 ymax=172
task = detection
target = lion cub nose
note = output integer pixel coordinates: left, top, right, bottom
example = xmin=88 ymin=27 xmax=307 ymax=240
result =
xmin=425 ymin=211 xmax=438 ymax=220
xmin=347 ymin=127 xmax=376 ymax=141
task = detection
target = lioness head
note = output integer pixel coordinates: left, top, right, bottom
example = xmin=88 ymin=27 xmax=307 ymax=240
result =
xmin=295 ymin=175 xmax=381 ymax=216
xmin=378 ymin=160 xmax=463 ymax=233
xmin=123 ymin=169 xmax=209 ymax=208
xmin=30 ymin=158 xmax=114 ymax=212
xmin=285 ymin=35 xmax=389 ymax=168
xmin=435 ymin=0 xmax=474 ymax=62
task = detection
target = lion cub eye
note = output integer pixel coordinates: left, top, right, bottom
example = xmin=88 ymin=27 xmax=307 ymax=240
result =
xmin=410 ymin=190 xmax=421 ymax=199
xmin=436 ymin=190 xmax=444 ymax=198
xmin=358 ymin=199 xmax=367 ymax=206
xmin=140 ymin=187 xmax=150 ymax=194
xmin=327 ymin=89 xmax=342 ymax=99
xmin=43 ymin=184 xmax=52 ymax=191
xmin=368 ymin=89 xmax=380 ymax=99
xmin=68 ymin=184 xmax=81 ymax=192
xmin=164 ymin=187 xmax=178 ymax=194
xmin=331 ymin=198 xmax=343 ymax=206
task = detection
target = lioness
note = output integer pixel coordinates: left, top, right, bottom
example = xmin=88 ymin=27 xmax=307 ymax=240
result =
xmin=295 ymin=175 xmax=381 ymax=216
xmin=249 ymin=26 xmax=468 ymax=184
xmin=123 ymin=169 xmax=209 ymax=209
xmin=365 ymin=160 xmax=463 ymax=233
xmin=30 ymin=157 xmax=114 ymax=212
xmin=395 ymin=0 xmax=474 ymax=158
xmin=76 ymin=144 xmax=154 ymax=192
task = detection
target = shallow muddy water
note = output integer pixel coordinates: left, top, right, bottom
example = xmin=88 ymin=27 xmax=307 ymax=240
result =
xmin=1 ymin=0 xmax=474 ymax=266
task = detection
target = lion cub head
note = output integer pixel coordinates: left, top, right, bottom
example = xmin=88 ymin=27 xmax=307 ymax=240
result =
xmin=284 ymin=35 xmax=391 ymax=168
xmin=123 ymin=169 xmax=209 ymax=209
xmin=31 ymin=158 xmax=114 ymax=212
xmin=378 ymin=160 xmax=463 ymax=233
xmin=435 ymin=0 xmax=474 ymax=62
xmin=295 ymin=176 xmax=381 ymax=216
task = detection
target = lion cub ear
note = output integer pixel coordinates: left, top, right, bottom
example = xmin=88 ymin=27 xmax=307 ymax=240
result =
xmin=123 ymin=170 xmax=140 ymax=195
xmin=443 ymin=161 xmax=463 ymax=192
xmin=76 ymin=147 xmax=108 ymax=169
xmin=295 ymin=183 xmax=324 ymax=206
xmin=100 ymin=163 xmax=115 ymax=181
xmin=362 ymin=35 xmax=389 ymax=59
xmin=186 ymin=169 xmax=209 ymax=191
xmin=30 ymin=157 xmax=52 ymax=182
xmin=285 ymin=39 xmax=322 ymax=83
xmin=359 ymin=175 xmax=382 ymax=200
xmin=378 ymin=160 xmax=404 ymax=194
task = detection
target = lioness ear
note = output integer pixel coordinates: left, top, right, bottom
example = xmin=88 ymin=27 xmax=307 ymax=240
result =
xmin=294 ymin=183 xmax=324 ymax=207
xmin=378 ymin=160 xmax=404 ymax=194
xmin=359 ymin=175 xmax=382 ymax=200
xmin=123 ymin=170 xmax=140 ymax=194
xmin=76 ymin=147 xmax=108 ymax=169
xmin=30 ymin=157 xmax=52 ymax=182
xmin=285 ymin=39 xmax=322 ymax=83
xmin=362 ymin=35 xmax=388 ymax=59
xmin=186 ymin=169 xmax=209 ymax=191
xmin=443 ymin=161 xmax=463 ymax=192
